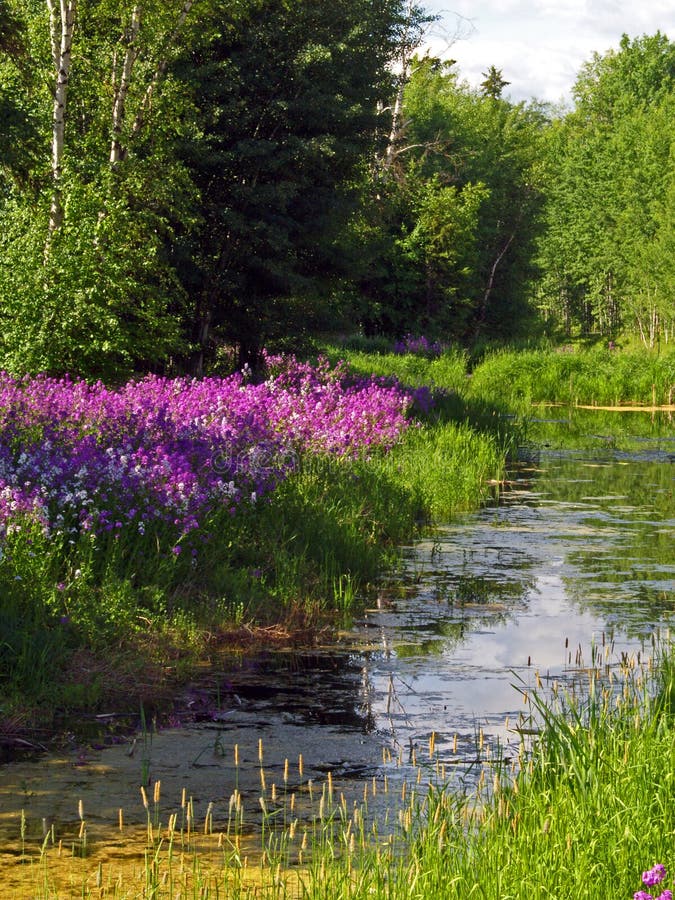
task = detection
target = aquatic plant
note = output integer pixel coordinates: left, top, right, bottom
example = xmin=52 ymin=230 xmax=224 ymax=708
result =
xmin=9 ymin=641 xmax=674 ymax=898
xmin=468 ymin=345 xmax=675 ymax=407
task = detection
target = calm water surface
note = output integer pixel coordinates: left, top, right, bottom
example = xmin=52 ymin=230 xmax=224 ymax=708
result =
xmin=1 ymin=413 xmax=673 ymax=855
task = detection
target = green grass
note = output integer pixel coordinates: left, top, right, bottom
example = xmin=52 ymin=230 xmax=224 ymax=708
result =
xmin=400 ymin=649 xmax=675 ymax=900
xmin=5 ymin=344 xmax=674 ymax=896
xmin=5 ymin=342 xmax=672 ymax=718
xmin=322 ymin=344 xmax=470 ymax=394
xmin=468 ymin=346 xmax=675 ymax=407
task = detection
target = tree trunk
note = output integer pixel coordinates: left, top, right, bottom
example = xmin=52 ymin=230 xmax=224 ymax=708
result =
xmin=473 ymin=230 xmax=515 ymax=339
xmin=47 ymin=0 xmax=76 ymax=238
xmin=110 ymin=5 xmax=141 ymax=166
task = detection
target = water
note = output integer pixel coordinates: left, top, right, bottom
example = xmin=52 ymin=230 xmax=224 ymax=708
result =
xmin=351 ymin=446 xmax=674 ymax=776
xmin=0 ymin=413 xmax=673 ymax=872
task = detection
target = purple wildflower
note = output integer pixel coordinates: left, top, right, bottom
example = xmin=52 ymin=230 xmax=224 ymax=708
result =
xmin=393 ymin=334 xmax=444 ymax=358
xmin=644 ymin=866 xmax=668 ymax=887
xmin=0 ymin=355 xmax=419 ymax=560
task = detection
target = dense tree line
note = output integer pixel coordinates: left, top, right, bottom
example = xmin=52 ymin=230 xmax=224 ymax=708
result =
xmin=0 ymin=4 xmax=674 ymax=379
xmin=533 ymin=33 xmax=675 ymax=346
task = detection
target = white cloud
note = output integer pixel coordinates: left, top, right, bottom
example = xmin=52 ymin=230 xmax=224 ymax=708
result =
xmin=423 ymin=0 xmax=675 ymax=104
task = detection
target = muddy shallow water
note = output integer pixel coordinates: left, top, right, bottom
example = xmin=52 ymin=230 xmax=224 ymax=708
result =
xmin=0 ymin=411 xmax=673 ymax=887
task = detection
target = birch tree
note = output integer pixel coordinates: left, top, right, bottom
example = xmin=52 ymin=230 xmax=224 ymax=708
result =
xmin=46 ymin=0 xmax=76 ymax=236
xmin=0 ymin=0 xmax=202 ymax=376
xmin=109 ymin=4 xmax=141 ymax=166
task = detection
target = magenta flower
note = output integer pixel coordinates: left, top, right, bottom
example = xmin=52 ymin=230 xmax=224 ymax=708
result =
xmin=0 ymin=355 xmax=420 ymax=558
xmin=633 ymin=864 xmax=671 ymax=900
xmin=643 ymin=866 xmax=668 ymax=887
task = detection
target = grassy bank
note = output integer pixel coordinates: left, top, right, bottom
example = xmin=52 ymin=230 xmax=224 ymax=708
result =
xmin=0 ymin=355 xmax=510 ymax=718
xmin=324 ymin=338 xmax=675 ymax=408
xmin=468 ymin=345 xmax=675 ymax=408
xmin=399 ymin=646 xmax=674 ymax=900
xmin=4 ymin=342 xmax=674 ymax=897
xmin=322 ymin=344 xmax=469 ymax=393
xmin=4 ymin=341 xmax=671 ymax=716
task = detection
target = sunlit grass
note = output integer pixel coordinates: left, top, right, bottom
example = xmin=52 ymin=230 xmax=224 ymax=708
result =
xmin=321 ymin=344 xmax=470 ymax=394
xmin=468 ymin=346 xmax=675 ymax=407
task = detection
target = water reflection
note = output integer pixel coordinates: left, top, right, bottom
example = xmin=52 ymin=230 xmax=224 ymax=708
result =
xmin=348 ymin=418 xmax=674 ymax=782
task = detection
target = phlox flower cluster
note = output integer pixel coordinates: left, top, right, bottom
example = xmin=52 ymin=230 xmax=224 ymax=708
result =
xmin=0 ymin=357 xmax=416 ymax=545
xmin=634 ymin=864 xmax=672 ymax=900
xmin=393 ymin=334 xmax=444 ymax=357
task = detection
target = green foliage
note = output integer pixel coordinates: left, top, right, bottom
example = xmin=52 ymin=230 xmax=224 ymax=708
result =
xmin=0 ymin=177 xmax=189 ymax=378
xmin=0 ymin=0 xmax=39 ymax=187
xmin=480 ymin=65 xmax=510 ymax=99
xmin=573 ymin=31 xmax=675 ymax=121
xmin=173 ymin=0 xmax=407 ymax=370
xmin=0 ymin=0 xmax=203 ymax=377
xmin=354 ymin=55 xmax=547 ymax=344
xmin=0 ymin=517 xmax=73 ymax=700
xmin=534 ymin=33 xmax=675 ymax=343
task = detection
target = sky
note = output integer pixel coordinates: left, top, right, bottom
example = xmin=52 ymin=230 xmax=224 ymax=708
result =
xmin=422 ymin=0 xmax=675 ymax=106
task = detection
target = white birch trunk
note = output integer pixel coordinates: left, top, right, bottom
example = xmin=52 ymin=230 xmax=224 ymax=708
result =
xmin=47 ymin=0 xmax=77 ymax=237
xmin=474 ymin=230 xmax=516 ymax=337
xmin=110 ymin=5 xmax=142 ymax=165
xmin=383 ymin=72 xmax=407 ymax=172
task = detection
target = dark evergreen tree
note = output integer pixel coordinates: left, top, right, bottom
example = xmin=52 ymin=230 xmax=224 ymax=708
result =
xmin=480 ymin=65 xmax=510 ymax=99
xmin=173 ymin=0 xmax=409 ymax=372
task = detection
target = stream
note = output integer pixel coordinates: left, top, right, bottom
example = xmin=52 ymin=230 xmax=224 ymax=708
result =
xmin=0 ymin=410 xmax=673 ymax=883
